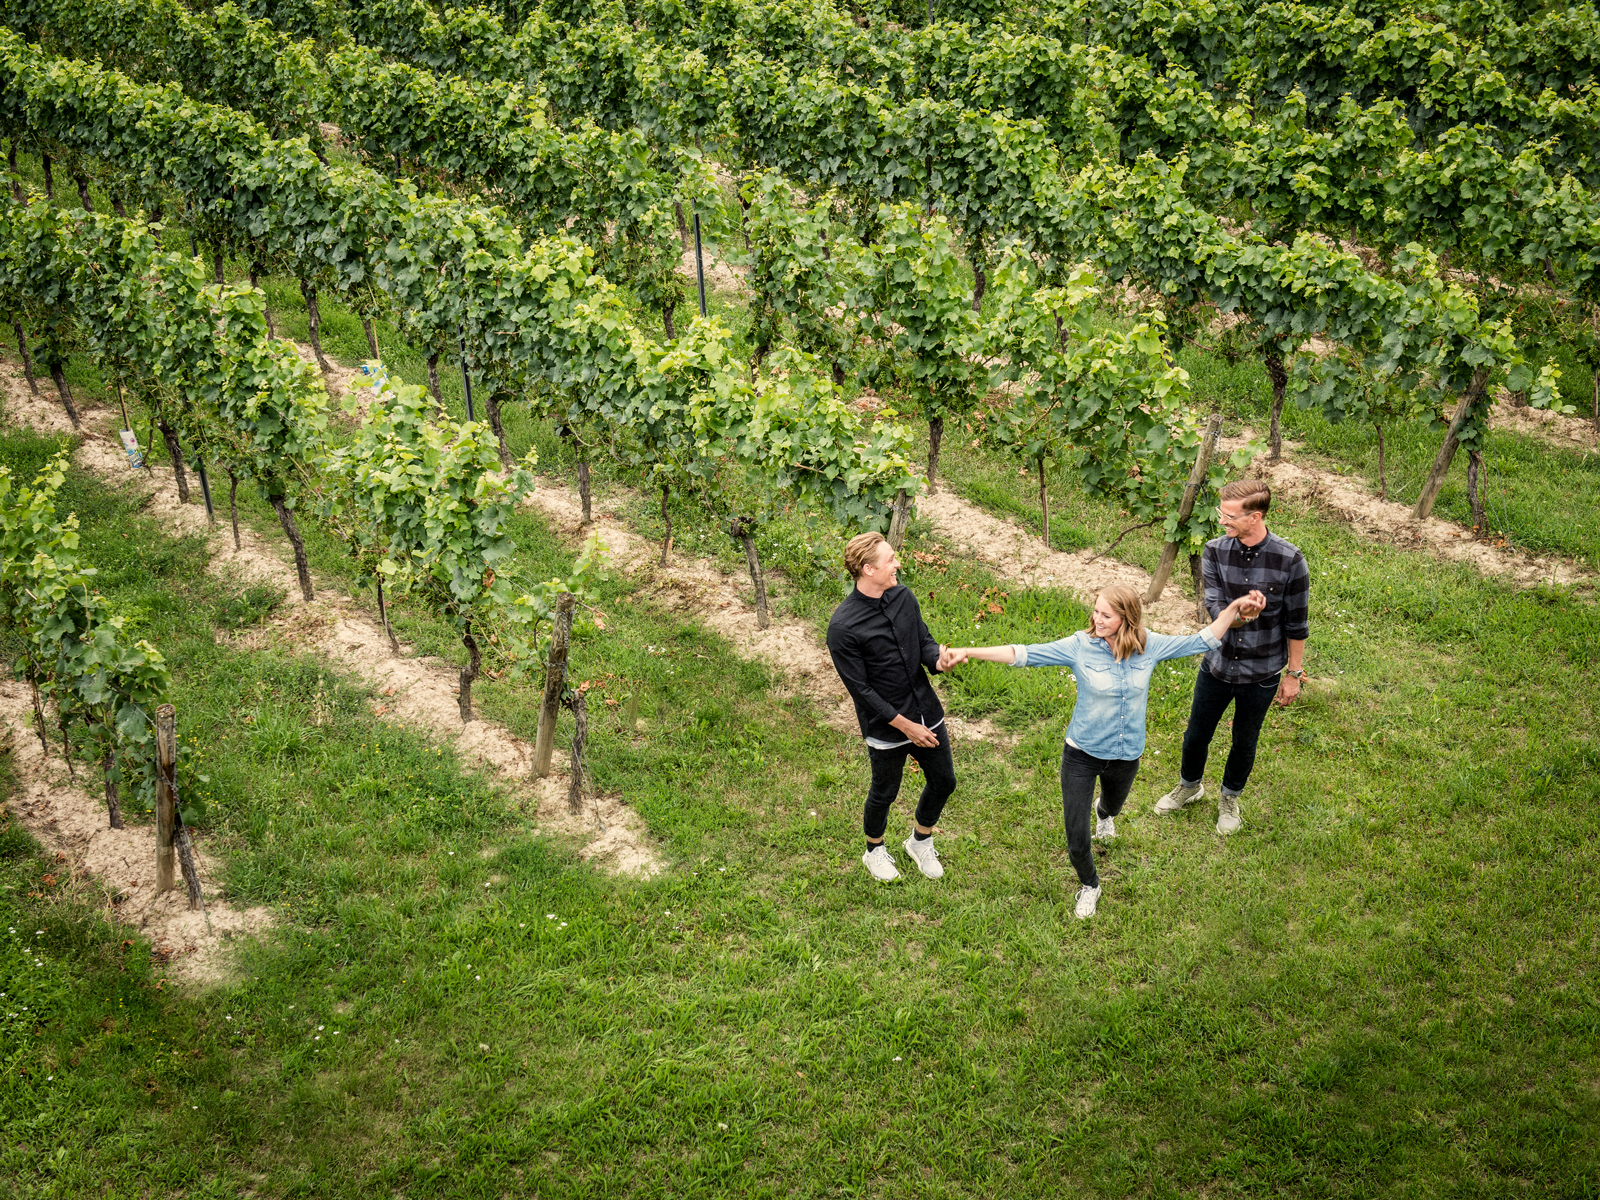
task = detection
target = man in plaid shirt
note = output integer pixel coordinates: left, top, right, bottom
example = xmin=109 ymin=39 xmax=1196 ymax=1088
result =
xmin=1152 ymin=479 xmax=1309 ymax=833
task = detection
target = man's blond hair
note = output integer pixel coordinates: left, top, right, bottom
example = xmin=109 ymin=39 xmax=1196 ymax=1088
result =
xmin=844 ymin=532 xmax=889 ymax=579
xmin=1219 ymin=479 xmax=1271 ymax=514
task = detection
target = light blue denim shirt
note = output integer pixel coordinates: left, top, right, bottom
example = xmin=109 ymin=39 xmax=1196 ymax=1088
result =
xmin=1011 ymin=628 xmax=1223 ymax=760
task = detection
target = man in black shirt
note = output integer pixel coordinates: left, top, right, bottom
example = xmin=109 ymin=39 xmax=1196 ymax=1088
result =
xmin=826 ymin=532 xmax=956 ymax=883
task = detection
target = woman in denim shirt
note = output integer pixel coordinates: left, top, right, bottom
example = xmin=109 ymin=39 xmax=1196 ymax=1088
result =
xmin=945 ymin=584 xmax=1264 ymax=919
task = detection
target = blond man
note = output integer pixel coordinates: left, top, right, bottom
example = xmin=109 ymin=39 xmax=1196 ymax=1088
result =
xmin=826 ymin=532 xmax=954 ymax=883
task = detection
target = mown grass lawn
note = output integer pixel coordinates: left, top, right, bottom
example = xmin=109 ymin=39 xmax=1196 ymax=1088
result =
xmin=2 ymin=349 xmax=1598 ymax=1200
xmin=3 ymin=190 xmax=1598 ymax=1194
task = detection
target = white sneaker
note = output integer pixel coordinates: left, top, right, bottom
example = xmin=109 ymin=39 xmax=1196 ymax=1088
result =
xmin=1153 ymin=781 xmax=1204 ymax=814
xmin=1074 ymin=884 xmax=1102 ymax=920
xmin=862 ymin=845 xmax=900 ymax=882
xmin=902 ymin=834 xmax=944 ymax=879
xmin=1216 ymin=793 xmax=1242 ymax=835
xmin=1092 ymin=813 xmax=1116 ymax=840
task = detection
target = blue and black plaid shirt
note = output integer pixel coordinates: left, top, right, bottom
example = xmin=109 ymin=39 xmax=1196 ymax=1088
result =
xmin=1200 ymin=531 xmax=1311 ymax=684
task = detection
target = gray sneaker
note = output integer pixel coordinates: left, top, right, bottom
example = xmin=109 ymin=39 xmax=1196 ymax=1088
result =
xmin=1216 ymin=793 xmax=1242 ymax=835
xmin=862 ymin=845 xmax=900 ymax=882
xmin=1092 ymin=813 xmax=1116 ymax=840
xmin=1153 ymin=781 xmax=1204 ymax=814
xmin=1074 ymin=884 xmax=1102 ymax=920
xmin=902 ymin=834 xmax=944 ymax=879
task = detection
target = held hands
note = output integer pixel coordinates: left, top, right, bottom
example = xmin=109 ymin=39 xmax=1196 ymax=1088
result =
xmin=1231 ymin=590 xmax=1267 ymax=622
xmin=936 ymin=644 xmax=969 ymax=672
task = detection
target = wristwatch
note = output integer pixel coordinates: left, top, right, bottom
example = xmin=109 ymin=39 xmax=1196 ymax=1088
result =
xmin=1284 ymin=668 xmax=1304 ymax=679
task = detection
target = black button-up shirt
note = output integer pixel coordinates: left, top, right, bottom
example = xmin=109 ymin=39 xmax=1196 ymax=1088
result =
xmin=826 ymin=584 xmax=945 ymax=743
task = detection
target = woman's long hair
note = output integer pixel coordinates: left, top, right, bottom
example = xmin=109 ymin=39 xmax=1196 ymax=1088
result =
xmin=1086 ymin=584 xmax=1148 ymax=661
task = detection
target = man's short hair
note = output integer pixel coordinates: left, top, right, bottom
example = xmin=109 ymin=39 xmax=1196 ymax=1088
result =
xmin=1219 ymin=479 xmax=1271 ymax=514
xmin=844 ymin=531 xmax=888 ymax=579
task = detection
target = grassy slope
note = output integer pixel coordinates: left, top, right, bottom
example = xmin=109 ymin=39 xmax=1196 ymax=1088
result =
xmin=1 ymin=173 xmax=1597 ymax=1196
xmin=3 ymin=349 xmax=1599 ymax=1196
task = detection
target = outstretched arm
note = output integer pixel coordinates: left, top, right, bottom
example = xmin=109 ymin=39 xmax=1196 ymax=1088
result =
xmin=940 ymin=644 xmax=1016 ymax=668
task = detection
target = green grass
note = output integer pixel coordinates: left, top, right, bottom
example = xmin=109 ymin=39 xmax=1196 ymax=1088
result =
xmin=4 ymin=169 xmax=1599 ymax=1197
xmin=1178 ymin=343 xmax=1600 ymax=570
xmin=3 ymin=375 xmax=1600 ymax=1197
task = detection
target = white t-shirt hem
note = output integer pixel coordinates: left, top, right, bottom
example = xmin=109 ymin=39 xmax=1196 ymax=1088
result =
xmin=865 ymin=717 xmax=946 ymax=751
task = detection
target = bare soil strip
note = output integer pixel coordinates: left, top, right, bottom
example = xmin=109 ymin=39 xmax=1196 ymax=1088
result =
xmin=0 ymin=368 xmax=677 ymax=979
xmin=1219 ymin=427 xmax=1593 ymax=587
xmin=1490 ymin=398 xmax=1599 ymax=455
xmin=0 ymin=686 xmax=275 ymax=986
xmin=676 ymin=240 xmax=748 ymax=297
xmin=913 ymin=489 xmax=1211 ymax=633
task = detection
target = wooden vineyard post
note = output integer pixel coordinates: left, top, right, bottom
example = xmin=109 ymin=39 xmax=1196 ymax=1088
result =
xmin=533 ymin=592 xmax=576 ymax=778
xmin=886 ymin=489 xmax=910 ymax=551
xmin=155 ymin=703 xmax=177 ymax=893
xmin=1145 ymin=413 xmax=1223 ymax=605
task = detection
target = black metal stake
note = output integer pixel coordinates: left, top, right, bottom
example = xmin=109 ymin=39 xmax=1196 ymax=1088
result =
xmin=458 ymin=325 xmax=476 ymax=422
xmin=693 ymin=212 xmax=708 ymax=319
xmin=193 ymin=456 xmax=215 ymax=523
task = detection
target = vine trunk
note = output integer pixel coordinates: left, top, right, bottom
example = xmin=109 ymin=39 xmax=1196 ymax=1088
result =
xmin=269 ymin=494 xmax=315 ymax=601
xmin=926 ymin=416 xmax=945 ymax=492
xmin=1414 ymin=368 xmax=1491 ymax=519
xmin=46 ymin=361 xmax=81 ymax=428
xmin=158 ymin=420 xmax=190 ymax=503
xmin=298 ymin=278 xmax=331 ymax=375
xmin=458 ymin=621 xmax=481 ymax=722
xmin=1263 ymin=348 xmax=1288 ymax=461
xmin=100 ymin=747 xmax=123 ymax=829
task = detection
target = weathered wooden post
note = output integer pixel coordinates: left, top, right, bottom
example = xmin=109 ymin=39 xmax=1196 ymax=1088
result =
xmin=1145 ymin=412 xmax=1223 ymax=605
xmin=155 ymin=703 xmax=177 ymax=893
xmin=533 ymin=592 xmax=576 ymax=778
xmin=886 ymin=489 xmax=910 ymax=552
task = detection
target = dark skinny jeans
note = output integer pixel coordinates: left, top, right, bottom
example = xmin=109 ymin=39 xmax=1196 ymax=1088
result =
xmin=864 ymin=722 xmax=956 ymax=840
xmin=1179 ymin=666 xmax=1282 ymax=796
xmin=1060 ymin=743 xmax=1140 ymax=889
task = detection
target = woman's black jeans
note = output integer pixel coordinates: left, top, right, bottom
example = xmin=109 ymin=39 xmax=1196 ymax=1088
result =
xmin=864 ymin=722 xmax=957 ymax=840
xmin=1060 ymin=743 xmax=1141 ymax=888
xmin=1179 ymin=667 xmax=1282 ymax=796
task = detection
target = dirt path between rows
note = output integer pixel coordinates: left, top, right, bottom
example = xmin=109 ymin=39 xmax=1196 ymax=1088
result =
xmin=0 ymin=367 xmax=675 ymax=981
xmin=0 ymin=683 xmax=276 ymax=985
xmin=1219 ymin=426 xmax=1594 ymax=588
xmin=1490 ymin=398 xmax=1599 ymax=455
xmin=914 ymin=489 xmax=1210 ymax=633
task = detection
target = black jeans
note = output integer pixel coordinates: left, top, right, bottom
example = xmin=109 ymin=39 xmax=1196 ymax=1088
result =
xmin=864 ymin=722 xmax=956 ymax=840
xmin=1179 ymin=666 xmax=1282 ymax=795
xmin=1060 ymin=743 xmax=1140 ymax=889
